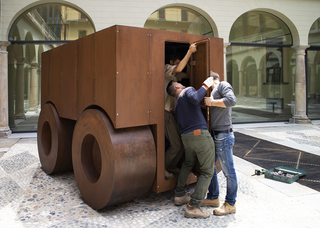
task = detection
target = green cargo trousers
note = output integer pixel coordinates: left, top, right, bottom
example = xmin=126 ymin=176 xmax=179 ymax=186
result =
xmin=175 ymin=129 xmax=215 ymax=208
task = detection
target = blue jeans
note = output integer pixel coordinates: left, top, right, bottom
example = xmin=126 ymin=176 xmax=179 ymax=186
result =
xmin=207 ymin=132 xmax=237 ymax=206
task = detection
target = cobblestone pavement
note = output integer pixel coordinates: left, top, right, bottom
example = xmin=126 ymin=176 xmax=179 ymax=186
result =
xmin=1 ymin=121 xmax=320 ymax=228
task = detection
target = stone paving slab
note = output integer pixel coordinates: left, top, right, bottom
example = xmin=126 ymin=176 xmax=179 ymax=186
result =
xmin=1 ymin=123 xmax=320 ymax=227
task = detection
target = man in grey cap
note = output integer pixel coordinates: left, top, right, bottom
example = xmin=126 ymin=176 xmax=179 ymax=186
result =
xmin=201 ymin=71 xmax=238 ymax=216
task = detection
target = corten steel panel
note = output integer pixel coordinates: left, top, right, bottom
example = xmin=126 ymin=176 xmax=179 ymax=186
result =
xmin=209 ymin=38 xmax=224 ymax=80
xmin=59 ymin=40 xmax=78 ymax=119
xmin=95 ymin=26 xmax=117 ymax=125
xmin=192 ymin=41 xmax=209 ymax=93
xmin=77 ymin=34 xmax=96 ymax=116
xmin=49 ymin=46 xmax=62 ymax=113
xmin=41 ymin=51 xmax=50 ymax=108
xmin=115 ymin=26 xmax=150 ymax=128
xmin=192 ymin=41 xmax=211 ymax=129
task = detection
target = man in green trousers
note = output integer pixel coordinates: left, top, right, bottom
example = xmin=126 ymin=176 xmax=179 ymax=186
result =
xmin=166 ymin=77 xmax=215 ymax=219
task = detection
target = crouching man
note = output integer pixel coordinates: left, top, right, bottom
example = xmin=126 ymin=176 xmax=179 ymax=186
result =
xmin=166 ymin=77 xmax=215 ymax=219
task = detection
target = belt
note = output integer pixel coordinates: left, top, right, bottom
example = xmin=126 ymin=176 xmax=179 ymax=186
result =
xmin=213 ymin=128 xmax=233 ymax=135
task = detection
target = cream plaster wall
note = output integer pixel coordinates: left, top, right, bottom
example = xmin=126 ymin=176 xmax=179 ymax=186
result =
xmin=1 ymin=0 xmax=320 ymax=45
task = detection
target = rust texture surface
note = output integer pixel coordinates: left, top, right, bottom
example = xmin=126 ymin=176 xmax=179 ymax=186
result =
xmin=60 ymin=41 xmax=78 ymax=119
xmin=40 ymin=25 xmax=224 ymax=198
xmin=72 ymin=109 xmax=156 ymax=209
xmin=77 ymin=35 xmax=96 ymax=115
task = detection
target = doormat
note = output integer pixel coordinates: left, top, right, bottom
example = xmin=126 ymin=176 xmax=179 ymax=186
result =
xmin=233 ymin=132 xmax=320 ymax=192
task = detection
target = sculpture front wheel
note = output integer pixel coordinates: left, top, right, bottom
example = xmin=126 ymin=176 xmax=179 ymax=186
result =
xmin=72 ymin=109 xmax=156 ymax=209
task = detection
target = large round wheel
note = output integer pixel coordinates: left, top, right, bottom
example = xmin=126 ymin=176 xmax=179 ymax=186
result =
xmin=72 ymin=109 xmax=156 ymax=209
xmin=37 ymin=103 xmax=75 ymax=174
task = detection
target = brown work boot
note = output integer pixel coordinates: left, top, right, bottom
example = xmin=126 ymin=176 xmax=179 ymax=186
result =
xmin=200 ymin=197 xmax=220 ymax=207
xmin=174 ymin=195 xmax=190 ymax=206
xmin=213 ymin=202 xmax=236 ymax=216
xmin=165 ymin=169 xmax=174 ymax=179
xmin=185 ymin=204 xmax=210 ymax=218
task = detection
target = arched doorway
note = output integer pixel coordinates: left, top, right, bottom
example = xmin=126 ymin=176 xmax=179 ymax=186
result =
xmin=307 ymin=17 xmax=320 ymax=119
xmin=227 ymin=11 xmax=295 ymax=123
xmin=7 ymin=3 xmax=95 ymax=132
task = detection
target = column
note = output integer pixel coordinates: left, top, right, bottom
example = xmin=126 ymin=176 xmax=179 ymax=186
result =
xmin=257 ymin=68 xmax=263 ymax=98
xmin=0 ymin=41 xmax=12 ymax=137
xmin=37 ymin=67 xmax=41 ymax=112
xmin=291 ymin=45 xmax=312 ymax=124
xmin=310 ymin=63 xmax=316 ymax=100
xmin=223 ymin=43 xmax=230 ymax=81
xmin=238 ymin=70 xmax=244 ymax=96
xmin=15 ymin=57 xmax=26 ymax=120
xmin=29 ymin=63 xmax=39 ymax=111
xmin=8 ymin=51 xmax=16 ymax=128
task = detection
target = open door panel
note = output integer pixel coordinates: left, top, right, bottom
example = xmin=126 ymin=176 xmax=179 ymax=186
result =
xmin=191 ymin=38 xmax=211 ymax=130
xmin=191 ymin=38 xmax=210 ymax=90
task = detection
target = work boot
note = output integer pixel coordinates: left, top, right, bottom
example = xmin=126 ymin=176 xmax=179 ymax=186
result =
xmin=200 ymin=197 xmax=220 ymax=207
xmin=167 ymin=167 xmax=180 ymax=174
xmin=213 ymin=202 xmax=236 ymax=216
xmin=165 ymin=169 xmax=174 ymax=179
xmin=185 ymin=204 xmax=210 ymax=218
xmin=174 ymin=195 xmax=190 ymax=206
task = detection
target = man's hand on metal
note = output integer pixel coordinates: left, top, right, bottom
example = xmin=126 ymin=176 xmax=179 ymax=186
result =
xmin=189 ymin=43 xmax=197 ymax=53
xmin=204 ymin=96 xmax=213 ymax=106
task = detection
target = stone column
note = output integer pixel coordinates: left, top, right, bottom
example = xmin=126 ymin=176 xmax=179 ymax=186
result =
xmin=37 ymin=67 xmax=41 ymax=112
xmin=223 ymin=43 xmax=230 ymax=81
xmin=291 ymin=45 xmax=312 ymax=124
xmin=310 ymin=63 xmax=316 ymax=100
xmin=8 ymin=51 xmax=16 ymax=128
xmin=0 ymin=41 xmax=12 ymax=137
xmin=238 ymin=70 xmax=244 ymax=96
xmin=29 ymin=63 xmax=39 ymax=111
xmin=15 ymin=57 xmax=26 ymax=120
xmin=257 ymin=68 xmax=263 ymax=98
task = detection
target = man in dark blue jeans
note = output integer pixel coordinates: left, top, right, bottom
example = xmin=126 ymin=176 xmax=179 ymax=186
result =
xmin=202 ymin=71 xmax=238 ymax=216
xmin=166 ymin=77 xmax=215 ymax=219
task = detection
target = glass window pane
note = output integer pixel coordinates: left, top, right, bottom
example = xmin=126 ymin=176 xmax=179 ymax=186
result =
xmin=307 ymin=18 xmax=320 ymax=119
xmin=227 ymin=45 xmax=296 ymax=123
xmin=8 ymin=43 xmax=64 ymax=131
xmin=308 ymin=18 xmax=320 ymax=46
xmin=8 ymin=3 xmax=95 ymax=132
xmin=307 ymin=50 xmax=320 ymax=119
xmin=230 ymin=11 xmax=292 ymax=44
xmin=8 ymin=4 xmax=95 ymax=41
xmin=144 ymin=6 xmax=213 ymax=36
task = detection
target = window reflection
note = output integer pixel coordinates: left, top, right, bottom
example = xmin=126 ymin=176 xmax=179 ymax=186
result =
xmin=230 ymin=11 xmax=292 ymax=44
xmin=9 ymin=4 xmax=95 ymax=41
xmin=307 ymin=18 xmax=320 ymax=119
xmin=144 ymin=6 xmax=213 ymax=36
xmin=228 ymin=11 xmax=294 ymax=123
xmin=8 ymin=4 xmax=95 ymax=132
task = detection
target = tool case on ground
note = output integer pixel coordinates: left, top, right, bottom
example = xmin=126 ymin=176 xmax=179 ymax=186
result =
xmin=264 ymin=166 xmax=307 ymax=184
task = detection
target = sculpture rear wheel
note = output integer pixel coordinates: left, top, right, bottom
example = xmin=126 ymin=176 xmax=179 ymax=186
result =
xmin=37 ymin=103 xmax=75 ymax=174
xmin=72 ymin=109 xmax=156 ymax=209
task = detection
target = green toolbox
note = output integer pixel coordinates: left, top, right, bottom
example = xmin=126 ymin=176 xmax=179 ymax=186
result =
xmin=264 ymin=166 xmax=307 ymax=184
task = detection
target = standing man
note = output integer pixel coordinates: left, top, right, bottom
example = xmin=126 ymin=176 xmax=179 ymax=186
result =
xmin=202 ymin=71 xmax=238 ymax=216
xmin=166 ymin=77 xmax=215 ymax=219
xmin=164 ymin=44 xmax=197 ymax=178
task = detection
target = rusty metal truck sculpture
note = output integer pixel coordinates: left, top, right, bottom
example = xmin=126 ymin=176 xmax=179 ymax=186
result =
xmin=37 ymin=25 xmax=223 ymax=209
